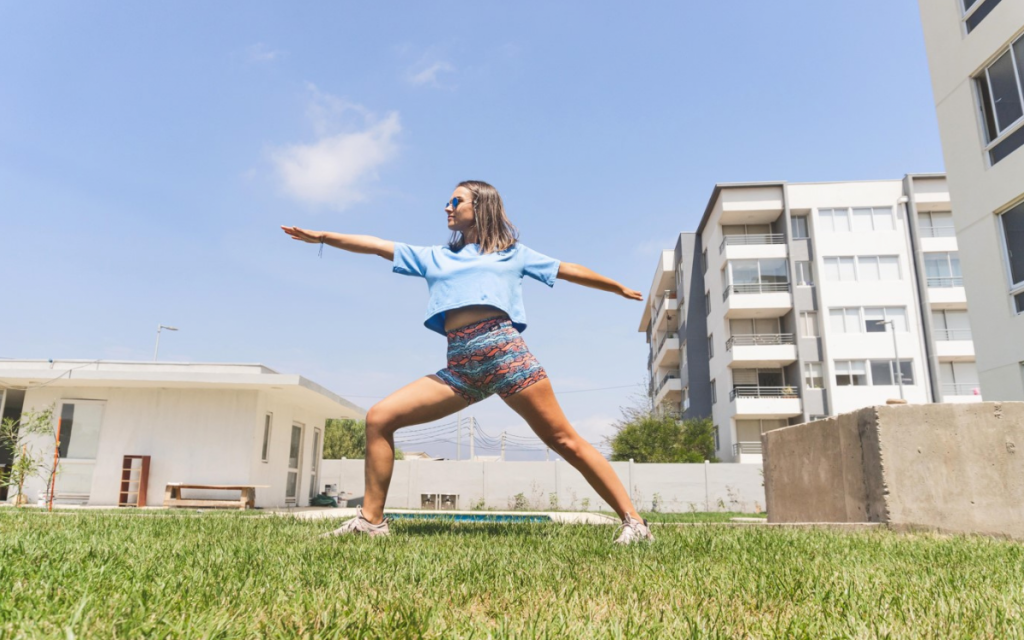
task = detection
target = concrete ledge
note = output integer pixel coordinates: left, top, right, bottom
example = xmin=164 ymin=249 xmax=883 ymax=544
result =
xmin=763 ymin=402 xmax=1024 ymax=539
xmin=279 ymin=507 xmax=619 ymax=525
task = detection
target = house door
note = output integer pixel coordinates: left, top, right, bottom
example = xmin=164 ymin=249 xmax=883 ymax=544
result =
xmin=285 ymin=423 xmax=304 ymax=505
xmin=308 ymin=427 xmax=322 ymax=501
xmin=54 ymin=400 xmax=105 ymax=503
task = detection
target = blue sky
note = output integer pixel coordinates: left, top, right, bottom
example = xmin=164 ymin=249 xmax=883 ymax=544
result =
xmin=0 ymin=2 xmax=944 ymax=460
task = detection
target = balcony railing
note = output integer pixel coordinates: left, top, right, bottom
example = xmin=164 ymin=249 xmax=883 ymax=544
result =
xmin=719 ymin=233 xmax=785 ymax=253
xmin=729 ymin=386 xmax=800 ymax=401
xmin=733 ymin=441 xmax=763 ymax=456
xmin=652 ymin=332 xmax=678 ymax=359
xmin=722 ymin=282 xmax=791 ymax=300
xmin=934 ymin=328 xmax=973 ymax=341
xmin=927 ymin=276 xmax=964 ymax=288
xmin=726 ymin=333 xmax=795 ymax=350
xmin=652 ymin=292 xmax=677 ymax=324
xmin=942 ymin=382 xmax=980 ymax=397
xmin=654 ymin=374 xmax=680 ymax=396
xmin=920 ymin=226 xmax=956 ymax=238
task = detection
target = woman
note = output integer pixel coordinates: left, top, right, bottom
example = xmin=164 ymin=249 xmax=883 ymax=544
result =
xmin=281 ymin=180 xmax=654 ymax=544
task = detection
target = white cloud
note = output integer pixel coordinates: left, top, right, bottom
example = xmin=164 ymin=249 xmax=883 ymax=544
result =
xmin=407 ymin=60 xmax=455 ymax=87
xmin=270 ymin=86 xmax=401 ymax=211
xmin=247 ymin=43 xmax=284 ymax=63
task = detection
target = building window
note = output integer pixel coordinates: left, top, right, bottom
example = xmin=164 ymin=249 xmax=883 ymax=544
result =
xmin=963 ymin=0 xmax=1003 ymax=33
xmin=681 ymin=340 xmax=687 ymax=367
xmin=975 ymin=34 xmax=1024 ymax=163
xmin=870 ymin=360 xmax=915 ymax=386
xmin=791 ymin=215 xmax=809 ymax=239
xmin=261 ymin=413 xmax=273 ymax=462
xmin=711 ymin=379 xmax=717 ymax=404
xmin=999 ymin=200 xmax=1024 ymax=313
xmin=708 ymin=334 xmax=714 ymax=360
xmin=829 ymin=308 xmax=862 ymax=333
xmin=713 ymin=426 xmax=720 ymax=451
xmin=924 ymin=252 xmax=963 ymax=288
xmin=795 ymin=261 xmax=814 ymax=286
xmin=932 ymin=310 xmax=973 ymax=341
xmin=919 ymin=211 xmax=956 ymax=238
xmin=819 ymin=207 xmax=894 ymax=232
xmin=823 ymin=256 xmax=856 ymax=281
xmin=725 ymin=258 xmax=789 ymax=294
xmin=799 ymin=312 xmax=819 ymax=338
xmin=702 ymin=249 xmax=708 ymax=274
xmin=835 ymin=360 xmax=868 ymax=386
xmin=863 ymin=307 xmax=908 ymax=333
xmin=804 ymin=362 xmax=824 ymax=389
xmin=705 ymin=291 xmax=711 ymax=316
xmin=823 ymin=256 xmax=899 ymax=281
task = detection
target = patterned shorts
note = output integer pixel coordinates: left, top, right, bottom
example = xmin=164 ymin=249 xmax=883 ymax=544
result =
xmin=435 ymin=317 xmax=548 ymax=404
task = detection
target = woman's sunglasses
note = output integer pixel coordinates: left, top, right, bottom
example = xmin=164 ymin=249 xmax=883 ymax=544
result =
xmin=446 ymin=197 xmax=476 ymax=209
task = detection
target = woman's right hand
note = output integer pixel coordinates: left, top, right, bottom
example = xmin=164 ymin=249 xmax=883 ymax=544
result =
xmin=281 ymin=226 xmax=324 ymax=244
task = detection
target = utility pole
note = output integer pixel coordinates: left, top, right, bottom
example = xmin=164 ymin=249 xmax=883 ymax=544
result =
xmin=546 ymin=447 xmax=550 ymax=462
xmin=456 ymin=411 xmax=462 ymax=461
xmin=883 ymin=320 xmax=905 ymax=400
xmin=500 ymin=431 xmax=506 ymax=462
xmin=153 ymin=325 xmax=178 ymax=361
xmin=469 ymin=417 xmax=475 ymax=460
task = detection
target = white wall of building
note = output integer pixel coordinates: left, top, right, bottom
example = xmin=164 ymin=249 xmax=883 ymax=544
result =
xmin=918 ymin=0 xmax=1024 ymax=400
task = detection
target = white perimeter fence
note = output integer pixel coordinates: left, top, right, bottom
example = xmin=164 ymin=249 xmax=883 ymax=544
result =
xmin=320 ymin=459 xmax=765 ymax=513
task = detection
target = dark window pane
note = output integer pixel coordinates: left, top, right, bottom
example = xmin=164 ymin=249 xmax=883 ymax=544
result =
xmin=899 ymin=360 xmax=914 ymax=385
xmin=966 ymin=0 xmax=1003 ymax=33
xmin=1002 ymin=201 xmax=1024 ymax=286
xmin=988 ymin=51 xmax=1023 ymax=132
xmin=963 ymin=0 xmax=978 ymax=11
xmin=58 ymin=404 xmax=75 ymax=458
xmin=990 ymin=121 xmax=1024 ymax=163
xmin=977 ymin=76 xmax=1000 ymax=141
xmin=1015 ymin=291 xmax=1024 ymax=314
xmin=865 ymin=319 xmax=887 ymax=333
xmin=871 ymin=361 xmax=893 ymax=385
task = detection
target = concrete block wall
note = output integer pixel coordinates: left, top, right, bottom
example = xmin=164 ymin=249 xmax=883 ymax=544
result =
xmin=763 ymin=402 xmax=1024 ymax=538
xmin=320 ymin=459 xmax=765 ymax=513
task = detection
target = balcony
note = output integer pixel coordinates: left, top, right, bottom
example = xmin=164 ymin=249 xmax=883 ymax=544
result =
xmin=934 ymin=329 xmax=975 ymax=361
xmin=732 ymin=441 xmax=763 ymax=464
xmin=651 ymin=332 xmax=680 ymax=371
xmin=651 ymin=294 xmax=679 ymax=332
xmin=721 ymin=282 xmax=792 ymax=318
xmin=653 ymin=374 xmax=683 ymax=407
xmin=730 ymin=386 xmax=802 ymax=418
xmin=927 ymin=277 xmax=967 ymax=309
xmin=719 ymin=234 xmax=788 ymax=261
xmin=725 ymin=333 xmax=797 ymax=368
xmin=941 ymin=382 xmax=983 ymax=403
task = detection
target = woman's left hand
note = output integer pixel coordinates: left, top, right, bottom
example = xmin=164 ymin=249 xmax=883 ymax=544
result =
xmin=619 ymin=286 xmax=643 ymax=301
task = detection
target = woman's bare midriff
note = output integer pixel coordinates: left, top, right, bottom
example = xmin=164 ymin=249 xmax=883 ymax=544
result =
xmin=444 ymin=305 xmax=510 ymax=332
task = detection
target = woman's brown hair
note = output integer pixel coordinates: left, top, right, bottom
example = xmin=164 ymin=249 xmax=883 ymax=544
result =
xmin=448 ymin=180 xmax=519 ymax=254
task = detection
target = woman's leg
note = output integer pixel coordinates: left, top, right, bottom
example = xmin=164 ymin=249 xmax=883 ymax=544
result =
xmin=502 ymin=379 xmax=641 ymax=521
xmin=361 ymin=375 xmax=470 ymax=523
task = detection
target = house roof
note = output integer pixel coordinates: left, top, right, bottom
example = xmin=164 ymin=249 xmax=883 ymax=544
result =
xmin=0 ymin=359 xmax=365 ymax=419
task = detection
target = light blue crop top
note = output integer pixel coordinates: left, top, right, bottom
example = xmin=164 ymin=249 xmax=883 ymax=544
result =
xmin=393 ymin=242 xmax=561 ymax=336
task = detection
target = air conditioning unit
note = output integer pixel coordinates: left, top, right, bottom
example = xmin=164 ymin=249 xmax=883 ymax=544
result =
xmin=439 ymin=494 xmax=459 ymax=510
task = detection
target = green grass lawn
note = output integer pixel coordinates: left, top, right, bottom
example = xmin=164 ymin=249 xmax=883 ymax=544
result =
xmin=1 ymin=510 xmax=1022 ymax=639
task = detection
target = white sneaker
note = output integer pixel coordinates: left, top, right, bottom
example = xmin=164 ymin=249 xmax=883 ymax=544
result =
xmin=613 ymin=514 xmax=654 ymax=545
xmin=320 ymin=507 xmax=390 ymax=538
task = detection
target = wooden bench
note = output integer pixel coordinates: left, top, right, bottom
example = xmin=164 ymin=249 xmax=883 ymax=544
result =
xmin=163 ymin=483 xmax=263 ymax=510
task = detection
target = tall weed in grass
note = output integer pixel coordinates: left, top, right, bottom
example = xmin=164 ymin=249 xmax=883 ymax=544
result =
xmin=0 ymin=510 xmax=1022 ymax=638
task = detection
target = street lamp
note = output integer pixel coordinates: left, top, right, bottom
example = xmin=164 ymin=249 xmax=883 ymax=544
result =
xmin=153 ymin=325 xmax=178 ymax=361
xmin=880 ymin=319 xmax=904 ymax=400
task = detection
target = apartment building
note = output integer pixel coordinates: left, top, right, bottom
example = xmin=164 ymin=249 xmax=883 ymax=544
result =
xmin=917 ymin=0 xmax=1024 ymax=400
xmin=639 ymin=177 xmax=981 ymax=463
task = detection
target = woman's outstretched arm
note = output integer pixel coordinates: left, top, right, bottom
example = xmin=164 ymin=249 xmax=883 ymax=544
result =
xmin=280 ymin=226 xmax=395 ymax=260
xmin=556 ymin=262 xmax=643 ymax=301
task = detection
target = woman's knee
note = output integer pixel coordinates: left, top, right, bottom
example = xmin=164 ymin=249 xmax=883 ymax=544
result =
xmin=365 ymin=405 xmax=395 ymax=435
xmin=548 ymin=430 xmax=584 ymax=460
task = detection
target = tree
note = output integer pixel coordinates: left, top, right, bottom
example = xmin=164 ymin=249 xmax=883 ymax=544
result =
xmin=323 ymin=419 xmax=404 ymax=460
xmin=0 ymin=406 xmax=58 ymax=506
xmin=608 ymin=412 xmax=718 ymax=463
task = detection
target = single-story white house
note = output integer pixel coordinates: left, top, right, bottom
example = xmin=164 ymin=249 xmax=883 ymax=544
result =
xmin=0 ymin=360 xmax=364 ymax=508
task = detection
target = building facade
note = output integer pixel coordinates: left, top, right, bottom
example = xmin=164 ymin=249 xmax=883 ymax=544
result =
xmin=918 ymin=0 xmax=1024 ymax=400
xmin=639 ymin=178 xmax=981 ymax=463
xmin=0 ymin=360 xmax=365 ymax=507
